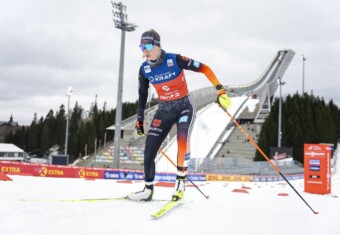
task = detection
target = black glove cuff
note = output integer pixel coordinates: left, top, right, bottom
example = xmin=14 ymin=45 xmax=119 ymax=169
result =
xmin=215 ymin=84 xmax=225 ymax=91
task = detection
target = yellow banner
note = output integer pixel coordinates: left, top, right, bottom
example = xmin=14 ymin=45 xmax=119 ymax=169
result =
xmin=206 ymin=174 xmax=253 ymax=182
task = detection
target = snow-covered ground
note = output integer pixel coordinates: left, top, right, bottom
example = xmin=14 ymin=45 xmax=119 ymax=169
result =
xmin=1 ymin=153 xmax=339 ymax=235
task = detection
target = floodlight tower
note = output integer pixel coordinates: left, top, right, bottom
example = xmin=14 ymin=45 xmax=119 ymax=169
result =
xmin=111 ymin=2 xmax=137 ymax=168
xmin=277 ymin=78 xmax=286 ymax=148
xmin=65 ymin=86 xmax=74 ymax=156
xmin=301 ymin=54 xmax=306 ymax=94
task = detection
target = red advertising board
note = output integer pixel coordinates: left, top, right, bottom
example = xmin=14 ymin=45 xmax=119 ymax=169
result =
xmin=0 ymin=161 xmax=105 ymax=179
xmin=304 ymin=144 xmax=331 ymax=194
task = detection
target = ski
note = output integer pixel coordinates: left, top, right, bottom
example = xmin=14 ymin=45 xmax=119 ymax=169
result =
xmin=20 ymin=197 xmax=126 ymax=202
xmin=57 ymin=197 xmax=128 ymax=202
xmin=151 ymin=198 xmax=184 ymax=219
xmin=20 ymin=196 xmax=167 ymax=203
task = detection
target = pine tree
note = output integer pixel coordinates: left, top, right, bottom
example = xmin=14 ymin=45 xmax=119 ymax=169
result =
xmin=26 ymin=113 xmax=40 ymax=156
xmin=39 ymin=119 xmax=50 ymax=156
xmin=55 ymin=105 xmax=66 ymax=153
xmin=328 ymin=100 xmax=340 ymax=141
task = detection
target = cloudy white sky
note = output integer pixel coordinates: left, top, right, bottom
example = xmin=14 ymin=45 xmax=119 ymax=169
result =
xmin=1 ymin=0 xmax=339 ymax=125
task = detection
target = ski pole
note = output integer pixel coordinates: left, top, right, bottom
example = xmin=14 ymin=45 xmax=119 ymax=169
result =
xmin=160 ymin=149 xmax=210 ymax=199
xmin=219 ymin=106 xmax=318 ymax=214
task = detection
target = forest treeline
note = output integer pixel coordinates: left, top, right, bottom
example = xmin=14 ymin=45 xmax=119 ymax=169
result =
xmin=255 ymin=93 xmax=340 ymax=163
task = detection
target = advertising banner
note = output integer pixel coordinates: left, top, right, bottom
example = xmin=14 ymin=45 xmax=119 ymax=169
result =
xmin=304 ymin=144 xmax=331 ymax=194
xmin=0 ymin=161 xmax=104 ymax=179
xmin=270 ymin=147 xmax=293 ymax=160
xmin=103 ymin=170 xmax=144 ymax=180
xmin=0 ymin=161 xmax=207 ymax=182
xmin=206 ymin=174 xmax=253 ymax=182
xmin=154 ymin=173 xmax=206 ymax=182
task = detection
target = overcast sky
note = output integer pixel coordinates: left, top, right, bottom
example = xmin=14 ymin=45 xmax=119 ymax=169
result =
xmin=1 ymin=0 xmax=339 ymax=125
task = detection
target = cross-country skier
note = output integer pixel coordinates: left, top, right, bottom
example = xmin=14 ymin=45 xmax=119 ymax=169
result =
xmin=127 ymin=29 xmax=231 ymax=201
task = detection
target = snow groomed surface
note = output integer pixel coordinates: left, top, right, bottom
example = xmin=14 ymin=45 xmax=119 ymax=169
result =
xmin=0 ymin=175 xmax=339 ymax=235
xmin=0 ymin=152 xmax=339 ymax=235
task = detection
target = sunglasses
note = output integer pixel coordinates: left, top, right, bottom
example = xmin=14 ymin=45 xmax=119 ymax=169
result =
xmin=139 ymin=44 xmax=154 ymax=52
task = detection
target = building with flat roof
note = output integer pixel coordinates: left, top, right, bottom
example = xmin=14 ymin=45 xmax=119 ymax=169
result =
xmin=0 ymin=143 xmax=26 ymax=161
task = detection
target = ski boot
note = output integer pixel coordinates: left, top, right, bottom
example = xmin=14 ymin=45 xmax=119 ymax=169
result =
xmin=127 ymin=184 xmax=153 ymax=201
xmin=172 ymin=175 xmax=185 ymax=201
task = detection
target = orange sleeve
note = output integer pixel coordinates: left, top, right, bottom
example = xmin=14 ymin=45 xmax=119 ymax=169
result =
xmin=198 ymin=63 xmax=221 ymax=87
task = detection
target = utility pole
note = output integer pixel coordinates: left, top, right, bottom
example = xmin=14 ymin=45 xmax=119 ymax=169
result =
xmin=277 ymin=78 xmax=286 ymax=148
xmin=111 ymin=2 xmax=137 ymax=168
xmin=65 ymin=86 xmax=74 ymax=156
xmin=301 ymin=54 xmax=306 ymax=94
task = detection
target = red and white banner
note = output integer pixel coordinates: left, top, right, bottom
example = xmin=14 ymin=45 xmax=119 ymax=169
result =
xmin=0 ymin=161 xmax=105 ymax=179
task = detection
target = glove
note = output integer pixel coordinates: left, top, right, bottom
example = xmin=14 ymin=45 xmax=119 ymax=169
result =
xmin=135 ymin=121 xmax=145 ymax=136
xmin=218 ymin=93 xmax=231 ymax=110
xmin=216 ymin=85 xmax=231 ymax=110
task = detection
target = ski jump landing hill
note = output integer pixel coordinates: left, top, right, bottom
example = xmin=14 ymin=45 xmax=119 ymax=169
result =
xmin=104 ymin=49 xmax=295 ymax=172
